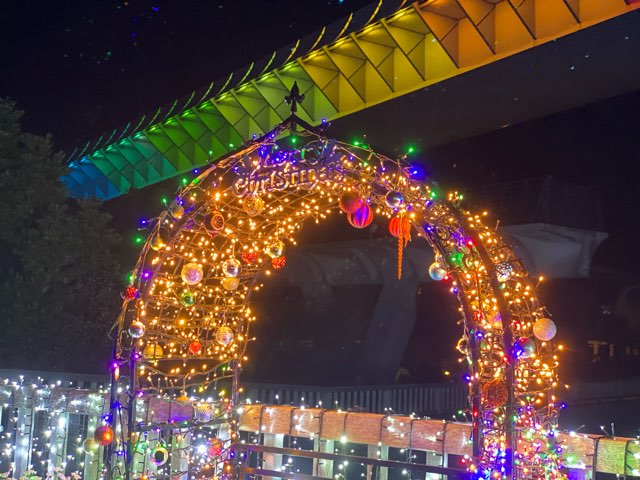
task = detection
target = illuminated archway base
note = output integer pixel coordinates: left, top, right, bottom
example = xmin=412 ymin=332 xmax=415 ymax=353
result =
xmin=107 ymin=116 xmax=563 ymax=480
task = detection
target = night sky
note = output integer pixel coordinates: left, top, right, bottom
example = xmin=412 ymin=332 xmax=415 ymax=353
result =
xmin=1 ymin=0 xmax=372 ymax=148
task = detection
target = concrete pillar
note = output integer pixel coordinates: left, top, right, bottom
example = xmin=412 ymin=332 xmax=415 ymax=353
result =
xmin=360 ymin=280 xmax=418 ymax=383
xmin=48 ymin=412 xmax=68 ymax=472
xmin=262 ymin=433 xmax=284 ymax=476
xmin=425 ymin=450 xmax=444 ymax=480
xmin=14 ymin=389 xmax=31 ymax=476
xmin=366 ymin=444 xmax=388 ymax=480
xmin=170 ymin=430 xmax=190 ymax=480
xmin=82 ymin=416 xmax=98 ymax=480
xmin=314 ymin=438 xmax=334 ymax=478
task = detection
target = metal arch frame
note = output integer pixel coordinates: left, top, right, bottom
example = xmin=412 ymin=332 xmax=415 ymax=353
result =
xmin=63 ymin=0 xmax=639 ymax=199
xmin=105 ymin=86 xmax=565 ymax=478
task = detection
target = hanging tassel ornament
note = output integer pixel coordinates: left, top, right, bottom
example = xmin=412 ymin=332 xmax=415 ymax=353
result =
xmin=388 ymin=213 xmax=412 ymax=279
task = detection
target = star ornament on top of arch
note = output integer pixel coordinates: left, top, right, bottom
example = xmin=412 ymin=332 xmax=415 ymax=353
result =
xmin=114 ymin=115 xmax=565 ymax=479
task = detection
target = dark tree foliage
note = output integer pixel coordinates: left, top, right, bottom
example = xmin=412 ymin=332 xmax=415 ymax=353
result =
xmin=0 ymin=99 xmax=123 ymax=372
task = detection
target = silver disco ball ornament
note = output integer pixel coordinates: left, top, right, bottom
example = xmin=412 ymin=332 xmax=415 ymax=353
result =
xmin=265 ymin=240 xmax=285 ymax=259
xmin=195 ymin=403 xmax=214 ymax=423
xmin=533 ymin=317 xmax=557 ymax=341
xmin=222 ymin=257 xmax=241 ymax=277
xmin=181 ymin=262 xmax=204 ymax=285
xmin=385 ymin=190 xmax=403 ymax=209
xmin=216 ymin=326 xmax=234 ymax=346
xmin=428 ymin=262 xmax=447 ymax=281
xmin=128 ymin=321 xmax=145 ymax=339
xmin=495 ymin=262 xmax=514 ymax=282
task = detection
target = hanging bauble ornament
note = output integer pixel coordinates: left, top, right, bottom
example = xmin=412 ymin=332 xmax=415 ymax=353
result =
xmin=143 ymin=344 xmax=163 ymax=359
xmin=181 ymin=262 xmax=204 ymax=285
xmin=208 ymin=438 xmax=224 ymax=457
xmin=195 ymin=403 xmax=214 ymax=423
xmin=271 ymin=256 xmax=286 ymax=270
xmin=128 ymin=321 xmax=145 ymax=339
xmin=385 ymin=190 xmax=404 ymax=209
xmin=176 ymin=394 xmax=191 ymax=405
xmin=180 ymin=290 xmax=196 ymax=307
xmin=170 ymin=203 xmax=185 ymax=220
xmin=388 ymin=215 xmax=412 ymax=239
xmin=428 ymin=262 xmax=447 ymax=281
xmin=389 ymin=214 xmax=412 ymax=280
xmin=82 ymin=438 xmax=99 ymax=454
xmin=94 ymin=425 xmax=114 ymax=446
xmin=347 ymin=203 xmax=373 ymax=229
xmin=150 ymin=234 xmax=164 ymax=251
xmin=514 ymin=337 xmax=536 ymax=358
xmin=533 ymin=317 xmax=557 ymax=341
xmin=265 ymin=240 xmax=285 ymax=259
xmin=221 ymin=277 xmax=240 ymax=291
xmin=222 ymin=257 xmax=241 ymax=277
xmin=242 ymin=195 xmax=265 ymax=217
xmin=216 ymin=326 xmax=234 ymax=346
xmin=495 ymin=262 xmax=514 ymax=283
xmin=241 ymin=251 xmax=258 ymax=264
xmin=339 ymin=191 xmax=363 ymax=214
xmin=124 ymin=286 xmax=139 ymax=301
xmin=151 ymin=446 xmax=169 ymax=466
xmin=481 ymin=379 xmax=508 ymax=407
xmin=456 ymin=335 xmax=469 ymax=354
xmin=209 ymin=211 xmax=225 ymax=233
xmin=188 ymin=340 xmax=203 ymax=355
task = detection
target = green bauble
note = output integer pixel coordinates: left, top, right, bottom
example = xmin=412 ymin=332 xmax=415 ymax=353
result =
xmin=180 ymin=290 xmax=195 ymax=306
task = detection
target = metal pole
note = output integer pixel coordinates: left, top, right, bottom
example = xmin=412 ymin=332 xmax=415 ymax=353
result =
xmin=105 ymin=315 xmax=122 ymax=480
xmin=124 ymin=346 xmax=137 ymax=480
xmin=446 ymin=206 xmax=516 ymax=478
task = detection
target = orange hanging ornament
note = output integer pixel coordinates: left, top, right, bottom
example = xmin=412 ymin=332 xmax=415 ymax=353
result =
xmin=388 ymin=214 xmax=412 ymax=279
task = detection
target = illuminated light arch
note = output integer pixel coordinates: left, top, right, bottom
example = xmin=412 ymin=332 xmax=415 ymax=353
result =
xmin=109 ymin=115 xmax=563 ymax=479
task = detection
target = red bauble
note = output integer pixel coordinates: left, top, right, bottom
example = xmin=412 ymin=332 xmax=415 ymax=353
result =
xmin=347 ymin=203 xmax=373 ymax=229
xmin=339 ymin=191 xmax=363 ymax=214
xmin=271 ymin=256 xmax=286 ymax=270
xmin=188 ymin=340 xmax=203 ymax=355
xmin=241 ymin=251 xmax=258 ymax=264
xmin=94 ymin=425 xmax=114 ymax=446
xmin=208 ymin=438 xmax=223 ymax=457
xmin=481 ymin=379 xmax=508 ymax=407
xmin=388 ymin=215 xmax=411 ymax=239
xmin=124 ymin=286 xmax=139 ymax=301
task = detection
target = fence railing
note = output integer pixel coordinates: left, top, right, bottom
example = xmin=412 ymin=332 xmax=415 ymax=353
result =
xmin=1 ymin=369 xmax=640 ymax=479
xmin=243 ymin=382 xmax=468 ymax=416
